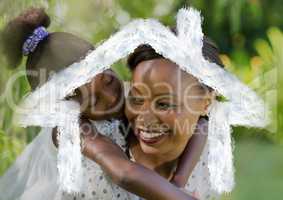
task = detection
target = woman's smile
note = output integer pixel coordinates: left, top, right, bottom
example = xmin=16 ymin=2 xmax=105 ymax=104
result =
xmin=134 ymin=126 xmax=171 ymax=145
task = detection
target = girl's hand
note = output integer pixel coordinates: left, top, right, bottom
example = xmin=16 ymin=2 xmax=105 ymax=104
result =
xmin=79 ymin=117 xmax=128 ymax=161
xmin=51 ymin=117 xmax=127 ymax=164
xmin=79 ymin=118 xmax=131 ymax=184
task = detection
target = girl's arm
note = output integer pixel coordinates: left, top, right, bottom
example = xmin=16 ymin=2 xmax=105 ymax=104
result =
xmin=171 ymin=118 xmax=208 ymax=188
xmin=80 ymin=120 xmax=197 ymax=200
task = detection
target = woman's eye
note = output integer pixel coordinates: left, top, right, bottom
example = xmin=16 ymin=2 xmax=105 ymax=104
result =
xmin=155 ymin=101 xmax=176 ymax=110
xmin=128 ymin=96 xmax=144 ymax=105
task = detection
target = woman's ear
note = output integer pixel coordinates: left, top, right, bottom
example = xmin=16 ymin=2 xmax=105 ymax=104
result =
xmin=201 ymin=90 xmax=216 ymax=116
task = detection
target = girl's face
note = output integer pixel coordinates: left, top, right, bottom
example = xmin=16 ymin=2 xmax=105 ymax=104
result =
xmin=75 ymin=70 xmax=125 ymax=120
xmin=125 ymin=59 xmax=213 ymax=160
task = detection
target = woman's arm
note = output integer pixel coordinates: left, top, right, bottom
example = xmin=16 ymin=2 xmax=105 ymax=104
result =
xmin=80 ymin=121 xmax=197 ymax=200
xmin=171 ymin=118 xmax=208 ymax=187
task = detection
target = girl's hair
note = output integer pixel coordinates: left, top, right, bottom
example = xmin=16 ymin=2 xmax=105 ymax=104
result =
xmin=1 ymin=8 xmax=94 ymax=89
xmin=127 ymin=35 xmax=224 ymax=70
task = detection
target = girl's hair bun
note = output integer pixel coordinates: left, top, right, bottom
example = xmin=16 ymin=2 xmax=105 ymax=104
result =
xmin=1 ymin=7 xmax=50 ymax=68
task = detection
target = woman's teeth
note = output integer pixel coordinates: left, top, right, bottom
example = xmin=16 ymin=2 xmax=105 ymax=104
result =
xmin=140 ymin=130 xmax=167 ymax=139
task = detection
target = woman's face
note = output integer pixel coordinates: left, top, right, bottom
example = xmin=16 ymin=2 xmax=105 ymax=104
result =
xmin=75 ymin=70 xmax=125 ymax=120
xmin=125 ymin=59 xmax=213 ymax=160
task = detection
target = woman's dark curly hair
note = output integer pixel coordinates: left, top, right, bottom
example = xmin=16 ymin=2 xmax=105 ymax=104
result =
xmin=127 ymin=30 xmax=224 ymax=70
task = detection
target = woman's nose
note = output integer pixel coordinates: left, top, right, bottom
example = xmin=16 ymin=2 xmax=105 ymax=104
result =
xmin=136 ymin=107 xmax=159 ymax=128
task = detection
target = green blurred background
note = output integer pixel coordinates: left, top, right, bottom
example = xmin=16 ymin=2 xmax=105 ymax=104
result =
xmin=0 ymin=0 xmax=282 ymax=199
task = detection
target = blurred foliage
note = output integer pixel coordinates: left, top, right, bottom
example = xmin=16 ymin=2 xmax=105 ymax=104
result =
xmin=0 ymin=0 xmax=282 ymax=199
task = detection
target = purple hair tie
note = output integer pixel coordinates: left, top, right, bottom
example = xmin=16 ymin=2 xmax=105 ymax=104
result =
xmin=22 ymin=26 xmax=49 ymax=56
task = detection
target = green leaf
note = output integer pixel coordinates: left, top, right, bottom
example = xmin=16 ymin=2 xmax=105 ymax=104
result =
xmin=216 ymin=95 xmax=229 ymax=102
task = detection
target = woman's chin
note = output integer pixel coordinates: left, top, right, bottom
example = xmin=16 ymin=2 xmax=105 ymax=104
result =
xmin=139 ymin=141 xmax=161 ymax=155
